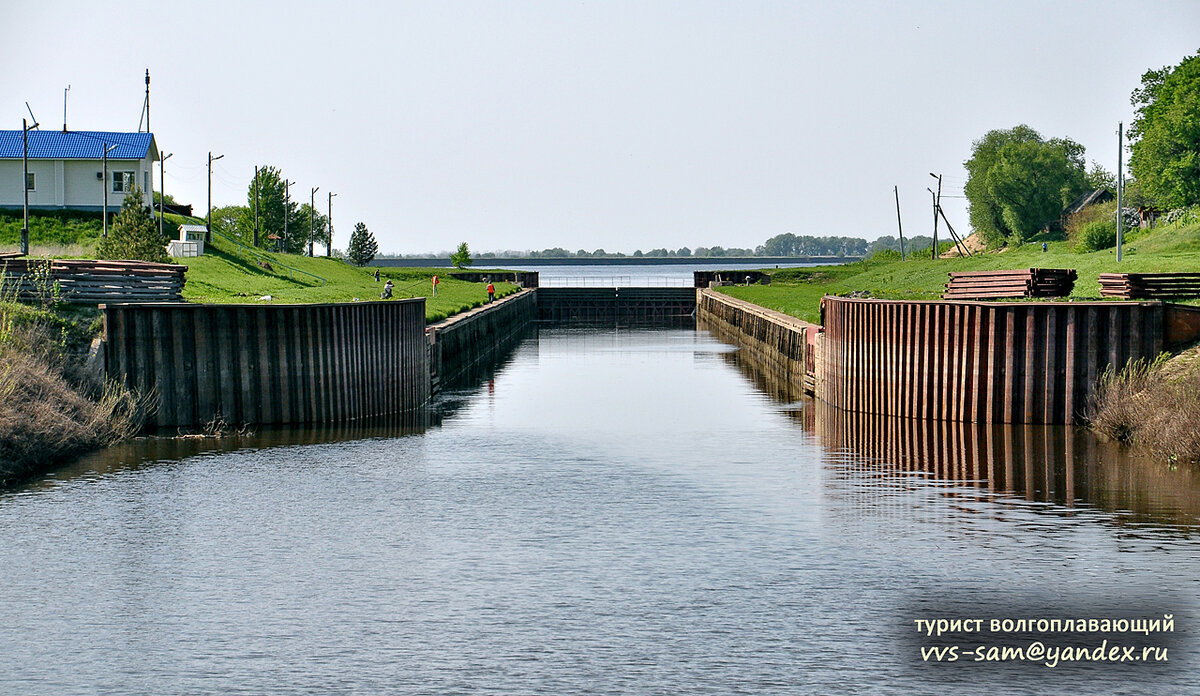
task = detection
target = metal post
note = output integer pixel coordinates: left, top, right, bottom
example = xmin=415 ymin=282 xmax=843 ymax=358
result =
xmin=159 ymin=152 xmax=172 ymax=239
xmin=21 ymin=118 xmax=30 ymax=255
xmin=894 ymin=185 xmax=905 ymax=260
xmin=309 ymin=187 xmax=319 ymax=257
xmin=207 ymin=152 xmax=223 ymax=244
xmin=327 ymin=191 xmax=337 ymax=257
xmin=1117 ymin=122 xmax=1124 ymax=263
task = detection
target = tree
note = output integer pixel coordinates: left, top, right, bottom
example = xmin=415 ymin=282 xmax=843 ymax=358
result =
xmin=1129 ymin=51 xmax=1200 ymax=209
xmin=208 ymin=204 xmax=250 ymax=243
xmin=451 ymin=241 xmax=472 ymax=268
xmin=294 ymin=203 xmax=329 ymax=256
xmin=97 ymin=184 xmax=169 ymax=262
xmin=964 ymin=125 xmax=1089 ymax=244
xmin=242 ymin=165 xmax=300 ymax=250
xmin=346 ymin=222 xmax=378 ymax=266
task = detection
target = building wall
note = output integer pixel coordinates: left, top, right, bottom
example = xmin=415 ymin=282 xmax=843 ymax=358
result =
xmin=1 ymin=157 xmax=154 ymax=211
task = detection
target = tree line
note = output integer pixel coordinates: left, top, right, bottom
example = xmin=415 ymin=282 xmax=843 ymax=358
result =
xmin=965 ymin=50 xmax=1199 ymax=247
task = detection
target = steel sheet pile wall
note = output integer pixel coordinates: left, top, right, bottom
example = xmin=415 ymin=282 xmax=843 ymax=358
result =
xmin=428 ymin=289 xmax=537 ymax=385
xmin=104 ymin=300 xmax=429 ymax=429
xmin=696 ymin=289 xmax=819 ymax=395
xmin=819 ymin=297 xmax=1164 ymax=424
xmin=536 ymin=287 xmax=696 ymax=325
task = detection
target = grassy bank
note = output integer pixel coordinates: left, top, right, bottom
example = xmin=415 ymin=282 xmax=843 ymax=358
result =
xmin=717 ymin=221 xmax=1200 ymax=324
xmin=171 ymin=224 xmax=518 ymax=322
xmin=1088 ymin=348 xmax=1200 ymax=464
xmin=0 ymin=299 xmax=146 ymax=486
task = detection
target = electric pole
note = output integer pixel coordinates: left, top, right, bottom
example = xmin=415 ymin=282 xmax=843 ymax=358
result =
xmin=254 ymin=166 xmax=260 ymax=247
xmin=102 ymin=143 xmax=117 ymax=237
xmin=929 ymin=172 xmax=943 ymax=259
xmin=327 ymin=192 xmax=337 ymax=257
xmin=1117 ymin=122 xmax=1124 ymax=263
xmin=893 ymin=185 xmax=905 ymax=260
xmin=309 ymin=187 xmax=319 ymax=257
xmin=283 ymin=179 xmax=295 ymax=253
xmin=207 ymin=152 xmax=224 ymax=244
xmin=159 ymin=152 xmax=173 ymax=240
xmin=21 ymin=117 xmax=37 ymax=255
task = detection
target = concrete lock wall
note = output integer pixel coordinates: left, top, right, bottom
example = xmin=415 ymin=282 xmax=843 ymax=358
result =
xmin=818 ymin=296 xmax=1165 ymax=425
xmin=104 ymin=299 xmax=430 ymax=430
xmin=427 ymin=289 xmax=538 ymax=387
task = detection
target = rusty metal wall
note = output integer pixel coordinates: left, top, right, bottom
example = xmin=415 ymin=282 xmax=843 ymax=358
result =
xmin=103 ymin=300 xmax=430 ymax=430
xmin=819 ymin=297 xmax=1165 ymax=424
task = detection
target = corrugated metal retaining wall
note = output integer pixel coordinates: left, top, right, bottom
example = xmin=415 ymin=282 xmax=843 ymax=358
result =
xmin=104 ymin=300 xmax=430 ymax=429
xmin=696 ymin=289 xmax=819 ymax=395
xmin=819 ymin=296 xmax=1164 ymax=424
xmin=428 ymin=289 xmax=537 ymax=386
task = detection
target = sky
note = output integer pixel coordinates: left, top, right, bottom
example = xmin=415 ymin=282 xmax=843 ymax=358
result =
xmin=4 ymin=1 xmax=1198 ymax=255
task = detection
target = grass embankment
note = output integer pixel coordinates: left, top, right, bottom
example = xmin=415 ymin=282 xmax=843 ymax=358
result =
xmin=0 ymin=299 xmax=146 ymax=485
xmin=1088 ymin=349 xmax=1200 ymax=464
xmin=717 ymin=222 xmax=1200 ymax=324
xmin=181 ymin=227 xmax=519 ymax=322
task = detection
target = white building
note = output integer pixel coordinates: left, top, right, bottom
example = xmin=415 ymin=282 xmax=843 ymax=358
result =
xmin=0 ymin=130 xmax=159 ymax=212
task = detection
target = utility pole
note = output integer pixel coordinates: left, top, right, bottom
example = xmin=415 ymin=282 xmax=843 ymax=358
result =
xmin=207 ymin=152 xmax=224 ymax=244
xmin=254 ymin=166 xmax=260 ymax=247
xmin=327 ymin=192 xmax=337 ymax=257
xmin=102 ymin=143 xmax=117 ymax=237
xmin=929 ymin=172 xmax=943 ymax=259
xmin=309 ymin=186 xmax=319 ymax=257
xmin=62 ymin=85 xmax=70 ymax=132
xmin=159 ymin=152 xmax=173 ymax=240
xmin=21 ymin=117 xmax=38 ymax=255
xmin=283 ymin=179 xmax=295 ymax=253
xmin=893 ymin=185 xmax=905 ymax=260
xmin=1117 ymin=122 xmax=1124 ymax=263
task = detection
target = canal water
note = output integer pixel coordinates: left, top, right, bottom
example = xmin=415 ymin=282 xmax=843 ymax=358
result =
xmin=1 ymin=327 xmax=1198 ymax=694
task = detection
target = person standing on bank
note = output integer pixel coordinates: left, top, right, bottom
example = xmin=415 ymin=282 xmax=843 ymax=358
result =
xmin=486 ymin=281 xmax=496 ymax=304
xmin=374 ymin=269 xmax=380 ymax=282
xmin=432 ymin=274 xmax=439 ymax=297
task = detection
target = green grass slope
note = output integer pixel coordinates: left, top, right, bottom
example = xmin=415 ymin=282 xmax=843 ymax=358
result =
xmin=181 ymin=230 xmax=517 ymax=322
xmin=719 ymin=222 xmax=1200 ymax=324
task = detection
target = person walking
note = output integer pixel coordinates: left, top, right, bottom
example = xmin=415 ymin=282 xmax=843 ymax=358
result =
xmin=486 ymin=281 xmax=496 ymax=304
xmin=432 ymin=274 xmax=439 ymax=297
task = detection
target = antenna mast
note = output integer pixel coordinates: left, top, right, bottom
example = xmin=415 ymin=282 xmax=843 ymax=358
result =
xmin=63 ymin=85 xmax=70 ymax=132
xmin=138 ymin=69 xmax=151 ymax=132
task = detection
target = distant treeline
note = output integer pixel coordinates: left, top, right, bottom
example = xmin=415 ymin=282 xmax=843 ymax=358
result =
xmin=380 ymin=232 xmax=937 ymax=259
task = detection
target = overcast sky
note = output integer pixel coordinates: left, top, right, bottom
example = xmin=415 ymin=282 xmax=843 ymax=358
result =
xmin=5 ymin=1 xmax=1198 ymax=255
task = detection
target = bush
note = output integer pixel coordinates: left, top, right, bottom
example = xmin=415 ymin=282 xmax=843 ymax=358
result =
xmin=1088 ymin=356 xmax=1200 ymax=464
xmin=1073 ymin=219 xmax=1117 ymax=252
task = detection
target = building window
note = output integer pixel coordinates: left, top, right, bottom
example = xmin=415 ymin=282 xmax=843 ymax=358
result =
xmin=25 ymin=173 xmax=35 ymax=191
xmin=112 ymin=171 xmax=135 ymax=193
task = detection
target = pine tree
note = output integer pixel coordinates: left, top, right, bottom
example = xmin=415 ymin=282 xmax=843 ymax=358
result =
xmin=96 ymin=184 xmax=170 ymax=263
xmin=347 ymin=222 xmax=378 ymax=266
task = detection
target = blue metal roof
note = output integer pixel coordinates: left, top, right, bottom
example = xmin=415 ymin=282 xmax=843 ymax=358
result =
xmin=0 ymin=130 xmax=155 ymax=160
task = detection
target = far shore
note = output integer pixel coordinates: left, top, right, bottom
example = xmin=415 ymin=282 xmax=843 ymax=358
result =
xmin=370 ymin=255 xmax=861 ymax=267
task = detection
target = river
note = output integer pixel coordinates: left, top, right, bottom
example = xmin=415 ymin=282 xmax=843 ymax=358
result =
xmin=1 ymin=326 xmax=1197 ymax=694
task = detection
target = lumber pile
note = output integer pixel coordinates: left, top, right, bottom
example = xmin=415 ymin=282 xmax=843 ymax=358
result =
xmin=1099 ymin=273 xmax=1200 ymax=299
xmin=0 ymin=258 xmax=188 ymax=303
xmin=942 ymin=268 xmax=1077 ymax=300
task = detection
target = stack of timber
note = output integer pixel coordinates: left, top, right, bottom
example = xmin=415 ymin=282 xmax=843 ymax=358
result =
xmin=1099 ymin=273 xmax=1200 ymax=299
xmin=0 ymin=258 xmax=187 ymax=303
xmin=942 ymin=268 xmax=1076 ymax=300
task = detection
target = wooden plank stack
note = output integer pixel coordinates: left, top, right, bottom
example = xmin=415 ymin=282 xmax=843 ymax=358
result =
xmin=942 ymin=268 xmax=1076 ymax=300
xmin=1099 ymin=273 xmax=1200 ymax=299
xmin=0 ymin=258 xmax=188 ymax=303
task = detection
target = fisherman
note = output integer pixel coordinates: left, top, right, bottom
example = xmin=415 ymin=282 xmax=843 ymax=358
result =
xmin=381 ymin=279 xmax=394 ymax=299
xmin=374 ymin=269 xmax=380 ymax=282
xmin=432 ymin=274 xmax=439 ymax=297
xmin=486 ymin=280 xmax=496 ymax=303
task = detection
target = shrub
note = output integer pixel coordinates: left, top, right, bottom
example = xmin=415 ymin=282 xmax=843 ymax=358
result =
xmin=1074 ymin=219 xmax=1117 ymax=252
xmin=1088 ymin=355 xmax=1200 ymax=464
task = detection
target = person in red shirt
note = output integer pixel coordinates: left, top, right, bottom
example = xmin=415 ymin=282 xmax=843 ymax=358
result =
xmin=486 ymin=281 xmax=496 ymax=303
xmin=431 ymin=274 xmax=439 ymax=297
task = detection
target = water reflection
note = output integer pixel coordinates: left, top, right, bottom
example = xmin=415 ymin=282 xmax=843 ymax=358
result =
xmin=717 ymin=332 xmax=1200 ymax=531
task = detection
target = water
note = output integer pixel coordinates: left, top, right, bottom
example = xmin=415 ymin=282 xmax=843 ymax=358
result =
xmin=480 ymin=261 xmax=818 ymax=286
xmin=1 ymin=327 xmax=1198 ymax=694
